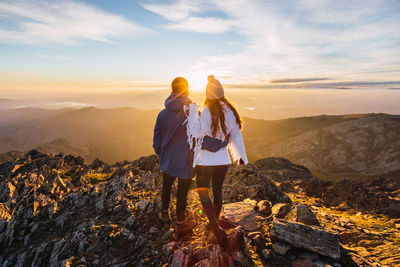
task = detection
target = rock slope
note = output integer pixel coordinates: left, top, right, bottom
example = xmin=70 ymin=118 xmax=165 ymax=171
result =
xmin=0 ymin=151 xmax=399 ymax=266
xmin=249 ymin=113 xmax=400 ymax=180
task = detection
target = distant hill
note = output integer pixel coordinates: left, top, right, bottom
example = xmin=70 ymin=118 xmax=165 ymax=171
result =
xmin=35 ymin=138 xmax=96 ymax=161
xmin=245 ymin=113 xmax=400 ymax=180
xmin=0 ymin=107 xmax=158 ymax=163
xmin=0 ymin=107 xmax=399 ymax=180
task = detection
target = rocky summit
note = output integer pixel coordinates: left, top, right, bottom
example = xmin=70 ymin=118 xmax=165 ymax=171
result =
xmin=0 ymin=151 xmax=399 ymax=266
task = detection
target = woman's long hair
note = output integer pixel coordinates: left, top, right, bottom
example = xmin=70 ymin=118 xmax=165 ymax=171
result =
xmin=204 ymin=97 xmax=242 ymax=138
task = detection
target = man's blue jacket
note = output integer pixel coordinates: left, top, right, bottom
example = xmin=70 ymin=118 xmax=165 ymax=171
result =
xmin=153 ymin=93 xmax=194 ymax=179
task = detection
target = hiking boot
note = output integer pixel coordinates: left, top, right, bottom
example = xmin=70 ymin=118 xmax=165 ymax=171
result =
xmin=159 ymin=210 xmax=170 ymax=223
xmin=175 ymin=220 xmax=196 ymax=235
xmin=210 ymin=223 xmax=228 ymax=248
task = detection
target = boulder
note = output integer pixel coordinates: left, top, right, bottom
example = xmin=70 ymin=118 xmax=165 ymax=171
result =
xmin=221 ymin=200 xmax=258 ymax=231
xmin=256 ymin=200 xmax=272 ymax=216
xmin=300 ymin=177 xmax=332 ymax=197
xmin=170 ymin=246 xmax=193 ymax=267
xmin=132 ymin=155 xmax=159 ymax=172
xmin=272 ymin=203 xmax=293 ymax=218
xmin=279 ymin=181 xmax=296 ymax=193
xmin=223 ymin=165 xmax=291 ymax=204
xmin=270 ymin=219 xmax=341 ymax=260
xmin=272 ymin=242 xmax=292 ymax=255
xmin=254 ymin=157 xmax=313 ymax=182
xmin=285 ymin=204 xmax=320 ymax=227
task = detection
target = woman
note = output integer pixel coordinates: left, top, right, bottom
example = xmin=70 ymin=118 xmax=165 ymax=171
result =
xmin=186 ymin=75 xmax=248 ymax=246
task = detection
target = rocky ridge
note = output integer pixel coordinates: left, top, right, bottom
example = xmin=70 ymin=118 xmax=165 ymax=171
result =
xmin=253 ymin=114 xmax=400 ymax=180
xmin=0 ymin=151 xmax=399 ymax=266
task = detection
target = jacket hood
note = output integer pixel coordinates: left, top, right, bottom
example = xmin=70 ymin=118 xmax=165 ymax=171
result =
xmin=165 ymin=93 xmax=191 ymax=112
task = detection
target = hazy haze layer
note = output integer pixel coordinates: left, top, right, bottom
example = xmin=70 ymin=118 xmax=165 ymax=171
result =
xmin=1 ymin=88 xmax=400 ymax=120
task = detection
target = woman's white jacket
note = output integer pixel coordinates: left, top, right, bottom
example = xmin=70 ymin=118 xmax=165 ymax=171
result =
xmin=186 ymin=102 xmax=248 ymax=167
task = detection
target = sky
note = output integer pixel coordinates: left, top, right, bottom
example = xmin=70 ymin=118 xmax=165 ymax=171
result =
xmin=0 ymin=0 xmax=400 ymax=112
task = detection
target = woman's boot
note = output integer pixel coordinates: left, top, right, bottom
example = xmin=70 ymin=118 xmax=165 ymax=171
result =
xmin=210 ymin=222 xmax=228 ymax=248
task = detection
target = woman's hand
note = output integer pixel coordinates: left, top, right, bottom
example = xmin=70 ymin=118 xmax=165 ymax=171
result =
xmin=188 ymin=103 xmax=201 ymax=115
xmin=189 ymin=103 xmax=197 ymax=108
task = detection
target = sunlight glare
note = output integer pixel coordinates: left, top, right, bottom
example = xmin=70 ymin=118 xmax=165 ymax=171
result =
xmin=186 ymin=73 xmax=208 ymax=93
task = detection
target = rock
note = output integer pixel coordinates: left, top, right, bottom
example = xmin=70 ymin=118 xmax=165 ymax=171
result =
xmin=261 ymin=248 xmax=274 ymax=259
xmin=132 ymin=154 xmax=159 ymax=172
xmin=128 ymin=233 xmax=135 ymax=240
xmin=256 ymin=200 xmax=272 ymax=216
xmin=338 ymin=231 xmax=360 ymax=244
xmin=300 ymin=177 xmax=400 ymax=218
xmin=223 ymin=165 xmax=291 ymax=204
xmin=247 ymin=185 xmax=266 ymax=198
xmin=138 ymin=199 xmax=151 ymax=211
xmin=279 ymin=181 xmax=296 ymax=192
xmin=96 ymin=198 xmax=104 ymax=214
xmin=137 ymin=170 xmax=162 ymax=191
xmin=270 ymin=219 xmax=341 ymax=260
xmin=149 ymin=227 xmax=159 ymax=234
xmin=0 ymin=182 xmax=17 ymax=202
xmin=221 ymin=201 xmax=258 ymax=231
xmin=300 ymin=177 xmax=331 ymax=197
xmin=121 ymin=227 xmax=130 ymax=236
xmin=90 ymin=158 xmax=107 ymax=170
xmin=253 ymin=235 xmax=266 ymax=249
xmin=170 ymin=246 xmax=193 ymax=267
xmin=272 ymin=242 xmax=291 ymax=255
xmin=254 ymin=157 xmax=313 ymax=182
xmin=272 ymin=203 xmax=293 ymax=218
xmin=285 ymin=204 xmax=320 ymax=226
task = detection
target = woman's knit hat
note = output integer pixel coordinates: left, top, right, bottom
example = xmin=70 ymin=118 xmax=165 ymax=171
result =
xmin=206 ymin=75 xmax=224 ymax=100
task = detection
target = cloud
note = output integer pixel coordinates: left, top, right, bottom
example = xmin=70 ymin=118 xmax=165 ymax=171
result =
xmin=141 ymin=0 xmax=208 ymax=21
xmin=0 ymin=0 xmax=149 ymax=45
xmin=166 ymin=17 xmax=234 ymax=33
xmin=297 ymin=0 xmax=380 ymax=24
xmin=143 ymin=0 xmax=400 ymax=83
xmin=270 ymin=78 xmax=330 ymax=83
xmin=35 ymin=54 xmax=74 ymax=61
xmin=315 ymin=81 xmax=400 ymax=87
xmin=141 ymin=0 xmax=233 ymax=33
xmin=224 ymin=79 xmax=400 ymax=90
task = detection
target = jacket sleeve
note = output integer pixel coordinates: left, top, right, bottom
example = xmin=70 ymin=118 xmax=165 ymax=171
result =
xmin=187 ymin=104 xmax=211 ymax=138
xmin=153 ymin=112 xmax=163 ymax=157
xmin=226 ymin=112 xmax=248 ymax=165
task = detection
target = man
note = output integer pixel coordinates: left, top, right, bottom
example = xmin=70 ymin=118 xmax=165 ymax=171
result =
xmin=153 ymin=77 xmax=195 ymax=234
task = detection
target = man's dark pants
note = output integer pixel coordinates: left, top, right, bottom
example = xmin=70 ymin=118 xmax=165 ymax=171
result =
xmin=161 ymin=172 xmax=192 ymax=221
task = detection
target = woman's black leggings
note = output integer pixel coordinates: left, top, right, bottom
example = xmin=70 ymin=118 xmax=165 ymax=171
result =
xmin=195 ymin=165 xmax=229 ymax=225
xmin=161 ymin=172 xmax=192 ymax=221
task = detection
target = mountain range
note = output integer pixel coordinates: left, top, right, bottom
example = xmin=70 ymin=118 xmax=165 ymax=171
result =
xmin=0 ymin=107 xmax=399 ymax=181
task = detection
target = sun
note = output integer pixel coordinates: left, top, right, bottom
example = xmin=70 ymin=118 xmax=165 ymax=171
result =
xmin=186 ymin=73 xmax=208 ymax=93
